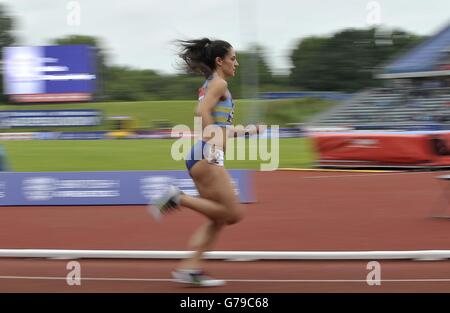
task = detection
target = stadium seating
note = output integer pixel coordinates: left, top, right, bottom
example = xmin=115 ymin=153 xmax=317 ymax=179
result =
xmin=307 ymin=86 xmax=450 ymax=130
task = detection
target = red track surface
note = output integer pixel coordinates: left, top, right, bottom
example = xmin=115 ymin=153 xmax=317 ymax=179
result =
xmin=1 ymin=170 xmax=450 ymax=292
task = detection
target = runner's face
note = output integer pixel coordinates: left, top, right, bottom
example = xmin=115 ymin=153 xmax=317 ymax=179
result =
xmin=218 ymin=48 xmax=239 ymax=77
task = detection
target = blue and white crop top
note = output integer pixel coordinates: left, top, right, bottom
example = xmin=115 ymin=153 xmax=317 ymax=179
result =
xmin=198 ymin=77 xmax=235 ymax=126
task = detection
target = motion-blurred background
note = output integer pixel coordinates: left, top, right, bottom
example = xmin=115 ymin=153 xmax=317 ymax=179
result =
xmin=0 ymin=0 xmax=449 ymax=171
xmin=1 ymin=1 xmax=450 ymax=294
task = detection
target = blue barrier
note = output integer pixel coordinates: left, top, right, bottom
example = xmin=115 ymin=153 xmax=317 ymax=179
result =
xmin=33 ymin=132 xmax=60 ymax=140
xmin=58 ymin=131 xmax=107 ymax=140
xmin=260 ymin=91 xmax=352 ymax=101
xmin=0 ymin=170 xmax=255 ymax=206
xmin=2 ymin=128 xmax=303 ymax=141
xmin=353 ymin=124 xmax=450 ymax=131
xmin=0 ymin=109 xmax=101 ymax=128
xmin=31 ymin=131 xmax=107 ymax=140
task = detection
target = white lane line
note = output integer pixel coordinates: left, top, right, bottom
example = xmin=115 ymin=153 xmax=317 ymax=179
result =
xmin=0 ymin=276 xmax=450 ymax=283
xmin=303 ymin=171 xmax=449 ymax=179
xmin=278 ymin=168 xmax=397 ymax=173
xmin=0 ymin=276 xmax=172 ymax=282
xmin=227 ymin=279 xmax=450 ymax=283
xmin=2 ymin=249 xmax=450 ymax=260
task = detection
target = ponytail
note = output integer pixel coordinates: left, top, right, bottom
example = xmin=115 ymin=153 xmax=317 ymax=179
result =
xmin=177 ymin=38 xmax=232 ymax=77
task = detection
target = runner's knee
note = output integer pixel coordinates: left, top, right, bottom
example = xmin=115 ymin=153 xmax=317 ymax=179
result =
xmin=225 ymin=206 xmax=244 ymax=225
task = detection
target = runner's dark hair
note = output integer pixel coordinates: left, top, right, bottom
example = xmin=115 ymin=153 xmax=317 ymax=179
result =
xmin=177 ymin=38 xmax=232 ymax=77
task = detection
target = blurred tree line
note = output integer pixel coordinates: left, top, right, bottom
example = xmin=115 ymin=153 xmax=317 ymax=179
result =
xmin=0 ymin=5 xmax=15 ymax=102
xmin=0 ymin=4 xmax=426 ymax=101
xmin=289 ymin=28 xmax=425 ymax=92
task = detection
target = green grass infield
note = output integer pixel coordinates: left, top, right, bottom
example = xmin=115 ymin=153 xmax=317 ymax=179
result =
xmin=0 ymin=138 xmax=316 ymax=172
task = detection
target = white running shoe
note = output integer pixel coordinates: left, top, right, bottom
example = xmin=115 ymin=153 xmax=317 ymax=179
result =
xmin=149 ymin=185 xmax=183 ymax=222
xmin=172 ymin=269 xmax=226 ymax=287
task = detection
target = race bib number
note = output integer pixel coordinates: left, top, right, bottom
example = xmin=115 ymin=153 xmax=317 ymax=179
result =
xmin=205 ymin=144 xmax=224 ymax=167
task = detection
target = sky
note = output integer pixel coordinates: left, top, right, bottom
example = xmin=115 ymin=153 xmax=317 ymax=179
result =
xmin=1 ymin=0 xmax=450 ymax=75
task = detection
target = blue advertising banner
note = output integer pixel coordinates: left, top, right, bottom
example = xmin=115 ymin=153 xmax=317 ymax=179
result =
xmin=2 ymin=45 xmax=96 ymax=102
xmin=260 ymin=91 xmax=352 ymax=101
xmin=0 ymin=170 xmax=255 ymax=206
xmin=44 ymin=45 xmax=96 ymax=94
xmin=0 ymin=110 xmax=102 ymax=128
xmin=58 ymin=131 xmax=107 ymax=140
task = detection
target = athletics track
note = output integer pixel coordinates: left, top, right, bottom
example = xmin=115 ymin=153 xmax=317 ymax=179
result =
xmin=1 ymin=170 xmax=450 ymax=292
